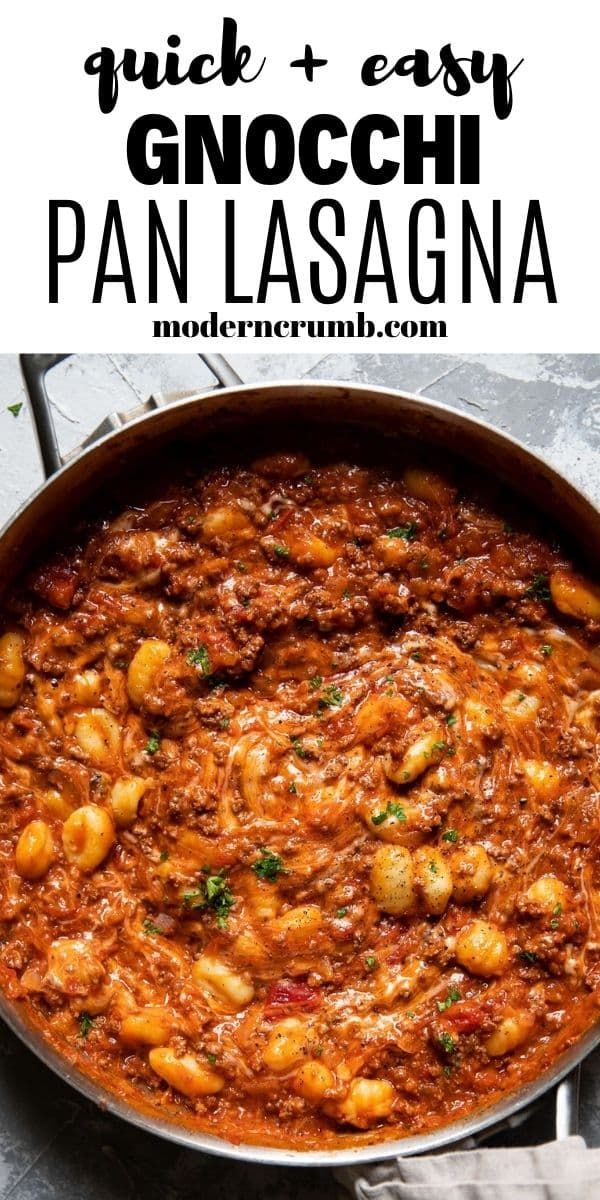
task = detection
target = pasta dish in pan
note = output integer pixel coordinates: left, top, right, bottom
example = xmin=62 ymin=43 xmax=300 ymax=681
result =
xmin=0 ymin=438 xmax=598 ymax=1148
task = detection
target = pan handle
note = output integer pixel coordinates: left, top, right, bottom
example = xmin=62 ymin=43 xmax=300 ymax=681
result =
xmin=555 ymin=1066 xmax=581 ymax=1140
xmin=199 ymin=353 xmax=244 ymax=388
xmin=19 ymin=354 xmax=71 ymax=479
xmin=20 ymin=353 xmax=244 ymax=482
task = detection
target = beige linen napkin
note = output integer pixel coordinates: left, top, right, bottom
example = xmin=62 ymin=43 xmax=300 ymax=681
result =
xmin=335 ymin=1136 xmax=600 ymax=1200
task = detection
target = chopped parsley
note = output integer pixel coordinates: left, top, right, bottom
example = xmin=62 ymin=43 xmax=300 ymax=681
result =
xmin=78 ymin=1011 xmax=95 ymax=1038
xmin=187 ymin=645 xmax=212 ymax=676
xmin=431 ymin=740 xmax=456 ymax=756
xmin=274 ymin=543 xmax=289 ymax=558
xmin=550 ymin=903 xmax=562 ymax=930
xmin=183 ymin=869 xmax=235 ymax=929
xmin=428 ymin=860 xmax=439 ymax=875
xmin=142 ymin=918 xmax=164 ymax=935
xmin=371 ymin=801 xmax=407 ymax=826
xmin=309 ymin=675 xmax=323 ymax=692
xmin=207 ymin=676 xmax=226 ymax=692
xmin=159 ymin=850 xmax=169 ymax=862
xmin=436 ymin=987 xmax=461 ymax=1013
xmin=317 ymin=685 xmax=344 ymax=712
xmin=516 ymin=692 xmax=526 ymax=704
xmin=252 ymin=849 xmax=287 ymax=882
xmin=145 ymin=733 xmax=161 ymax=755
xmin=7 ymin=402 xmax=23 ymax=418
xmin=235 ymin=561 xmax=248 ymax=573
xmin=411 ymin=651 xmax=423 ymax=662
xmin=341 ymin=587 xmax=351 ymax=600
xmin=541 ymin=643 xmax=553 ymax=657
xmin=443 ymin=1063 xmax=454 ymax=1078
xmin=336 ymin=907 xmax=348 ymax=918
xmin=290 ymin=736 xmax=308 ymax=760
xmin=446 ymin=712 xmax=457 ymax=727
xmin=518 ymin=948 xmax=539 ymax=965
xmin=386 ymin=522 xmax=418 ymax=541
xmin=206 ymin=1052 xmax=218 ymax=1065
xmin=442 ymin=829 xmax=459 ymax=843
xmin=364 ymin=955 xmax=378 ymax=971
xmin=288 ymin=781 xmax=298 ymax=794
xmin=437 ymin=1031 xmax=457 ymax=1056
xmin=525 ymin=573 xmax=551 ymax=602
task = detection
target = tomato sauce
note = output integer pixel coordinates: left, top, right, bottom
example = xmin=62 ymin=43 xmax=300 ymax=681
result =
xmin=0 ymin=437 xmax=598 ymax=1149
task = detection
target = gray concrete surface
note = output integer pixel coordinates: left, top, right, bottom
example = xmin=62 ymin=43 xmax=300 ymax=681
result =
xmin=0 ymin=353 xmax=598 ymax=1198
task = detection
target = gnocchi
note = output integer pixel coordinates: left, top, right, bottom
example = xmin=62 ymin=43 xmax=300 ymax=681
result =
xmin=522 ymin=759 xmax=561 ymax=799
xmin=385 ymin=728 xmax=447 ymax=785
xmin=450 ymin=844 xmax=493 ymax=903
xmin=403 ymin=467 xmax=453 ymax=504
xmin=62 ymin=805 xmax=115 ymax=872
xmin=294 ymin=1059 xmax=335 ymax=1102
xmin=332 ymin=1077 xmax=396 ymax=1126
xmin=550 ymin=569 xmax=600 ymax=621
xmin=120 ymin=1008 xmax=174 ymax=1047
xmin=74 ymin=708 xmax=121 ymax=769
xmin=370 ymin=845 xmax=416 ymax=916
xmin=502 ymin=691 xmax=540 ymax=723
xmin=72 ymin=670 xmax=102 ymax=705
xmin=15 ymin=819 xmax=54 ymax=880
xmin=191 ymin=955 xmax=254 ymax=1010
xmin=485 ymin=1011 xmax=535 ymax=1057
xmin=271 ymin=905 xmax=323 ymax=946
xmin=525 ymin=874 xmax=567 ymax=913
xmin=202 ymin=505 xmax=254 ymax=541
xmin=110 ymin=776 xmax=149 ymax=827
xmin=127 ymin=639 xmax=171 ymax=707
xmin=0 ymin=631 xmax=25 ymax=708
xmin=148 ymin=1048 xmax=224 ymax=1097
xmin=412 ymin=847 xmax=453 ymax=915
xmin=263 ymin=1019 xmax=310 ymax=1072
xmin=455 ymin=920 xmax=509 ymax=978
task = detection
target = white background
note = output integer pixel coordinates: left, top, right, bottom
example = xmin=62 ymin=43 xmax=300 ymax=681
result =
xmin=1 ymin=1 xmax=598 ymax=351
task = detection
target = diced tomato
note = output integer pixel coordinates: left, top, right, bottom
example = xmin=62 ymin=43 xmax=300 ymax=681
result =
xmin=448 ymin=1001 xmax=487 ymax=1034
xmin=30 ymin=561 xmax=79 ymax=610
xmin=264 ymin=978 xmax=321 ymax=1019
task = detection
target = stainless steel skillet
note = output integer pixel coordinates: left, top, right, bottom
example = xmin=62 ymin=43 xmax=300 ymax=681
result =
xmin=0 ymin=351 xmax=595 ymax=1168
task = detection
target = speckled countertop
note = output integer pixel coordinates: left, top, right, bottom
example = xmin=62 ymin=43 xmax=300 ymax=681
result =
xmin=0 ymin=352 xmax=598 ymax=1200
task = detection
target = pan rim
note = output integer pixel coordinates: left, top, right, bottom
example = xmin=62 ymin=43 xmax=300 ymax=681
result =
xmin=6 ymin=376 xmax=598 ymax=546
xmin=1 ymin=376 xmax=598 ymax=1165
